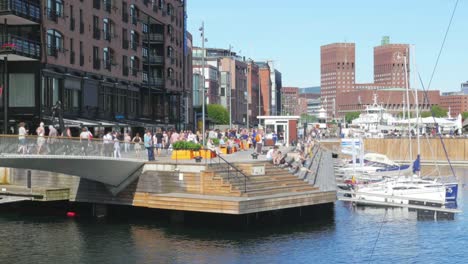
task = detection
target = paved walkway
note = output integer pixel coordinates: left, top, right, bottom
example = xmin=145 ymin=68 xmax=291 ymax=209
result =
xmin=147 ymin=146 xmax=295 ymax=165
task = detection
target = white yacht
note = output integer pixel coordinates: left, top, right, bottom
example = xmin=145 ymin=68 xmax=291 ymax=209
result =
xmin=351 ymin=93 xmax=397 ymax=137
xmin=353 ymin=177 xmax=447 ymax=205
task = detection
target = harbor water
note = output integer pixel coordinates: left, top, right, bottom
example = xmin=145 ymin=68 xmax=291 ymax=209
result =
xmin=0 ymin=167 xmax=466 ymax=264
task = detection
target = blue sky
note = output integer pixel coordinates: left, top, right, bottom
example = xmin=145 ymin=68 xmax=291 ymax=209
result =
xmin=187 ymin=0 xmax=466 ymax=92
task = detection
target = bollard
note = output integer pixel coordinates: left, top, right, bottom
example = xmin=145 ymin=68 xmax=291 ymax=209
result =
xmin=27 ymin=170 xmax=31 ymax=189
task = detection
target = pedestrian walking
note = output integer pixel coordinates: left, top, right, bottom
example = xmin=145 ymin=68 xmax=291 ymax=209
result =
xmin=48 ymin=125 xmax=58 ymax=154
xmin=114 ymin=133 xmax=122 ymax=158
xmin=132 ymin=133 xmax=142 ymax=158
xmin=36 ymin=122 xmax=45 ymax=154
xmin=18 ymin=122 xmax=27 ymax=154
xmin=79 ymin=127 xmax=91 ymax=156
xmin=144 ymin=130 xmax=154 ymax=161
xmin=124 ymin=131 xmax=131 ymax=153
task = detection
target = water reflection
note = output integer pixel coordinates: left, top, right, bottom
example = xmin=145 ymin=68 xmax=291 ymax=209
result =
xmin=0 ymin=166 xmax=466 ymax=264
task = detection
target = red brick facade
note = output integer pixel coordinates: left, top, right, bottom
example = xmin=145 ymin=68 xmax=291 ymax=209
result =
xmin=440 ymin=95 xmax=468 ymax=117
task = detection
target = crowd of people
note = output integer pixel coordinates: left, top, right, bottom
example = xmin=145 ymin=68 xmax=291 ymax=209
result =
xmin=14 ymin=121 xmax=300 ymax=162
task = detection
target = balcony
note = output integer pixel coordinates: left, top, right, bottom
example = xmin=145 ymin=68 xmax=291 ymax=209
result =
xmin=0 ymin=34 xmax=40 ymax=60
xmin=143 ymin=55 xmax=163 ymax=65
xmin=104 ymin=32 xmax=111 ymax=42
xmin=131 ymin=41 xmax=138 ymax=51
xmin=46 ymin=8 xmax=61 ymax=23
xmin=104 ymin=60 xmax=111 ymax=71
xmin=142 ymin=75 xmax=164 ymax=89
xmin=131 ymin=67 xmax=138 ymax=76
xmin=0 ymin=0 xmax=41 ymax=24
xmin=143 ymin=33 xmax=164 ymax=43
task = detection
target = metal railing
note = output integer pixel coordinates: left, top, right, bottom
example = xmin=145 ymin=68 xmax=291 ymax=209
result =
xmin=0 ymin=134 xmax=147 ymax=160
xmin=0 ymin=34 xmax=41 ymax=59
xmin=143 ymin=33 xmax=164 ymax=42
xmin=203 ymin=148 xmax=248 ymax=193
xmin=0 ymin=0 xmax=41 ymax=22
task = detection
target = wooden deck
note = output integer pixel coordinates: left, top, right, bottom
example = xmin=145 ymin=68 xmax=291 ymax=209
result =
xmin=2 ymin=148 xmax=337 ymax=215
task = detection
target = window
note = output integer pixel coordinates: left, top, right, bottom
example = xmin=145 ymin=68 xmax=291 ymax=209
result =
xmin=69 ymin=5 xmax=75 ymax=31
xmin=46 ymin=29 xmax=63 ymax=57
xmin=122 ymin=55 xmax=128 ymax=76
xmin=103 ymin=48 xmax=110 ymax=70
xmin=122 ymin=28 xmax=128 ymax=49
xmin=79 ymin=9 xmax=84 ymax=33
xmin=104 ymin=0 xmax=112 ymax=12
xmin=167 ymin=67 xmax=173 ymax=79
xmin=10 ymin=74 xmax=35 ymax=107
xmin=47 ymin=0 xmax=63 ymax=21
xmin=99 ymin=86 xmax=113 ymax=112
xmin=130 ymin=4 xmax=138 ymax=25
xmin=70 ymin=38 xmax=75 ymax=64
xmin=93 ymin=16 xmax=100 ymax=39
xmin=130 ymin=30 xmax=139 ymax=51
xmin=167 ymin=46 xmax=173 ymax=58
xmin=93 ymin=0 xmax=100 ymax=10
xmin=79 ymin=41 xmax=84 ymax=66
xmin=113 ymin=89 xmax=126 ymax=113
xmin=42 ymin=76 xmax=60 ymax=108
xmin=93 ymin=46 xmax=100 ymax=70
xmin=122 ymin=1 xmax=128 ymax=22
xmin=131 ymin=56 xmax=139 ymax=76
xmin=128 ymin=91 xmax=138 ymax=115
xmin=103 ymin=18 xmax=111 ymax=41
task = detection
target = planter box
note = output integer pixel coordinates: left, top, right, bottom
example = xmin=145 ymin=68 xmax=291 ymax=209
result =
xmin=171 ymin=150 xmax=194 ymax=160
xmin=200 ymin=149 xmax=216 ymax=159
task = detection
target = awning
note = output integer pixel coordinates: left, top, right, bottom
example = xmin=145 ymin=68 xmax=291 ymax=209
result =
xmin=43 ymin=116 xmax=99 ymax=128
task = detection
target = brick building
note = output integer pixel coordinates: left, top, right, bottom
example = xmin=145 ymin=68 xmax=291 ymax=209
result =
xmin=258 ymin=62 xmax=271 ymax=116
xmin=281 ymin=87 xmax=299 ymax=115
xmin=337 ymin=88 xmax=440 ymax=116
xmin=320 ymin=43 xmax=355 ymax=117
xmin=247 ymin=60 xmax=259 ymax=126
xmin=440 ymin=94 xmax=468 ymax=117
xmin=0 ymin=0 xmax=190 ymax=133
xmin=374 ymin=42 xmax=410 ymax=88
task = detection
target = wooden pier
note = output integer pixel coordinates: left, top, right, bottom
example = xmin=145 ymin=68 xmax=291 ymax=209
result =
xmin=0 ymin=148 xmax=337 ymax=215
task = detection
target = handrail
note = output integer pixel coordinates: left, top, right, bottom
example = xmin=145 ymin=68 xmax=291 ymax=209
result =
xmin=204 ymin=148 xmax=248 ymax=193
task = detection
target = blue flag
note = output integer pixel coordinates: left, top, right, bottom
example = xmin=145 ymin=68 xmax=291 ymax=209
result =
xmin=413 ymin=154 xmax=421 ymax=173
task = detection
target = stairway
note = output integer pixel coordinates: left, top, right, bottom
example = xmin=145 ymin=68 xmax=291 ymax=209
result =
xmin=205 ymin=163 xmax=318 ymax=197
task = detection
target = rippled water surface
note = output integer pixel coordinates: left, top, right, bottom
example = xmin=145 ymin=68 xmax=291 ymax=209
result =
xmin=0 ymin=167 xmax=466 ymax=264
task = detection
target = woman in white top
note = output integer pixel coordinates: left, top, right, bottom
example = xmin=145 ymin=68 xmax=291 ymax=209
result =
xmin=36 ymin=122 xmax=45 ymax=154
xmin=18 ymin=122 xmax=27 ymax=154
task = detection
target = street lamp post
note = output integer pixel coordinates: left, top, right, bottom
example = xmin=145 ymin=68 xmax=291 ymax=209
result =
xmin=228 ymin=45 xmax=232 ymax=130
xmin=199 ymin=22 xmax=206 ymax=146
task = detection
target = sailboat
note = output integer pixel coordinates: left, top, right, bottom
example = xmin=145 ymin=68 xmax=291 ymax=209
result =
xmin=351 ymin=47 xmax=459 ymax=206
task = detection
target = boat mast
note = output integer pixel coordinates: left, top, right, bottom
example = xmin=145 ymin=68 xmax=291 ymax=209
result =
xmin=410 ymin=45 xmax=421 ymax=177
xmin=403 ymin=53 xmax=413 ymax=162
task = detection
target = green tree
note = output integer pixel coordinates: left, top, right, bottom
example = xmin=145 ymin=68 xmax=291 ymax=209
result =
xmin=300 ymin=114 xmax=317 ymax=124
xmin=345 ymin=112 xmax=361 ymax=123
xmin=462 ymin=112 xmax=468 ymax=120
xmin=207 ymin=104 xmax=229 ymax=124
xmin=420 ymin=105 xmax=448 ymax=118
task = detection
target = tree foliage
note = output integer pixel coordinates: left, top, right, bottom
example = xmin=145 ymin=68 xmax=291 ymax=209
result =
xmin=462 ymin=112 xmax=468 ymax=120
xmin=345 ymin=112 xmax=361 ymax=123
xmin=300 ymin=114 xmax=317 ymax=123
xmin=420 ymin=105 xmax=448 ymax=118
xmin=207 ymin=104 xmax=229 ymax=124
